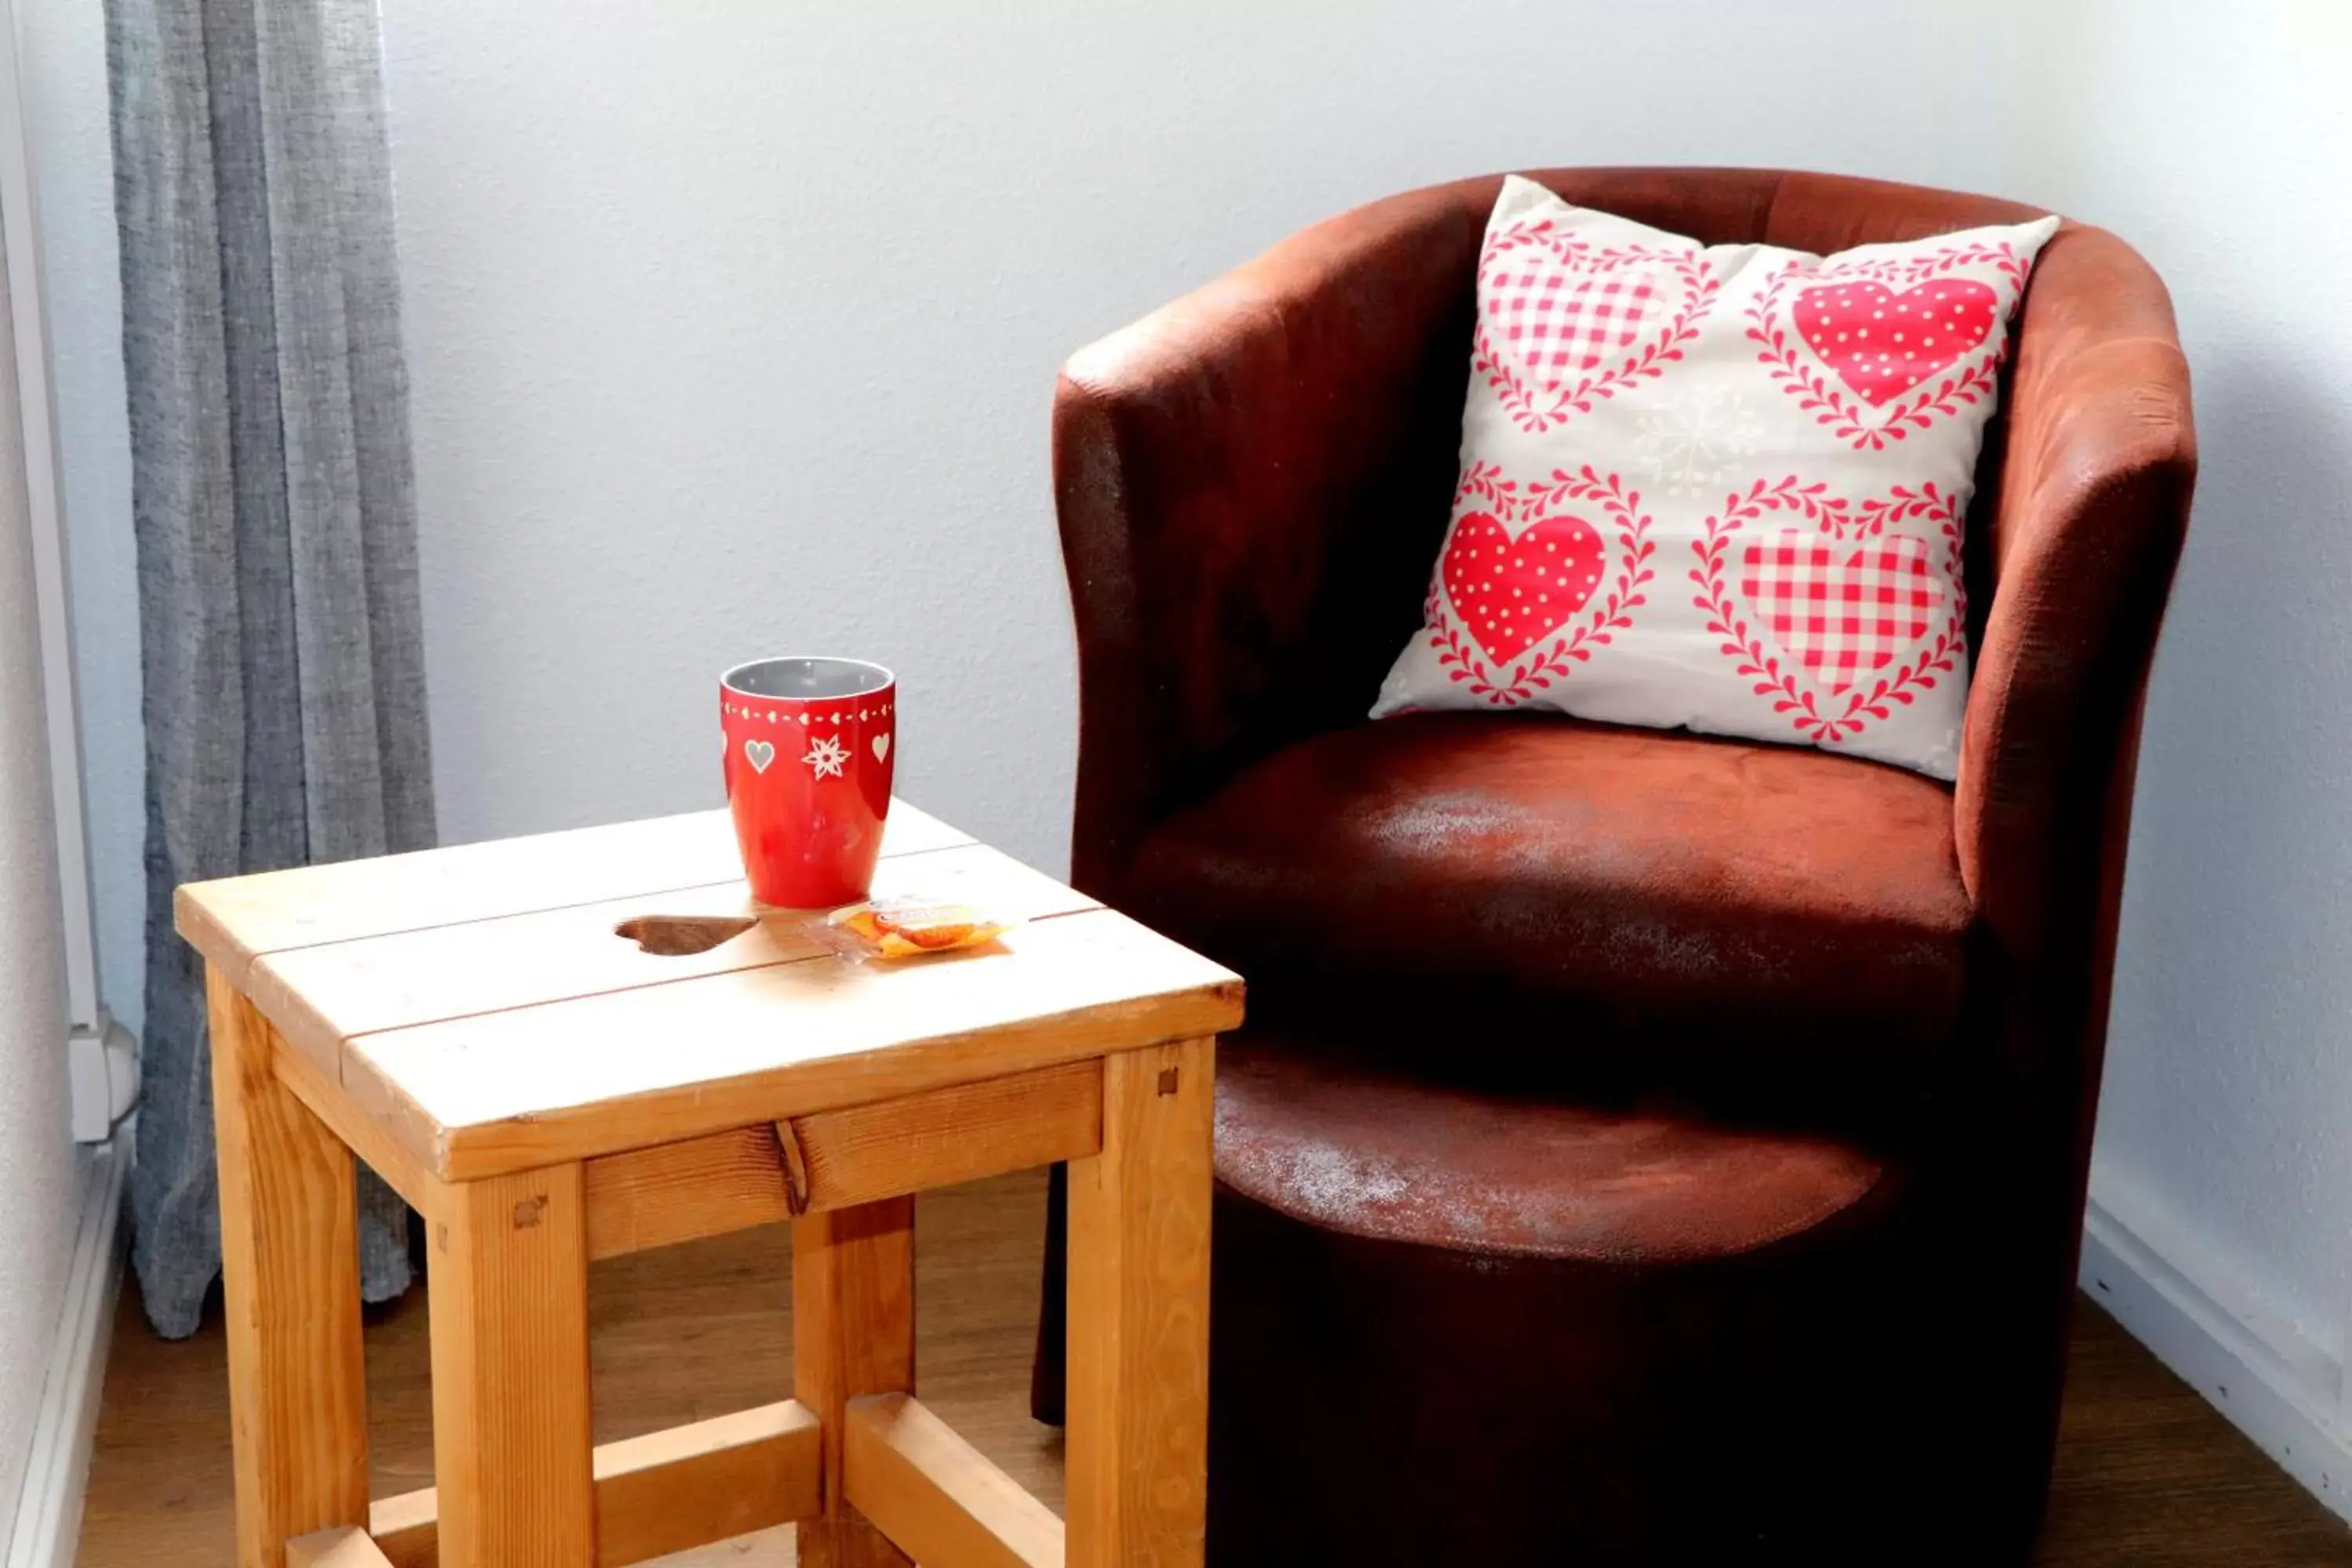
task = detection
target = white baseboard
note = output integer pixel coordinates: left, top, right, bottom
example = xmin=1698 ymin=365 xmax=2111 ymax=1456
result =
xmin=2080 ymin=1163 xmax=2352 ymax=1521
xmin=2 ymin=1131 xmax=127 ymax=1568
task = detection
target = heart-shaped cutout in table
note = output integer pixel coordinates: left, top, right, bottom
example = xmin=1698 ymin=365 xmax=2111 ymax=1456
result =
xmin=1794 ymin=278 xmax=1998 ymax=406
xmin=613 ymin=913 xmax=758 ymax=956
xmin=1441 ymin=510 xmax=1606 ymax=667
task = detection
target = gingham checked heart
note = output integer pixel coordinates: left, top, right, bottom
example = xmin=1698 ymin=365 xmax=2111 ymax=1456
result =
xmin=1738 ymin=530 xmax=1943 ymax=695
xmin=1483 ymin=241 xmax=1674 ymax=391
xmin=1795 ymin=278 xmax=1998 ymax=406
xmin=1441 ymin=510 xmax=1607 ymax=666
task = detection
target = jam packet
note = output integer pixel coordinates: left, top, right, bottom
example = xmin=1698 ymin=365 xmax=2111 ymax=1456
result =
xmin=823 ymin=897 xmax=1014 ymax=960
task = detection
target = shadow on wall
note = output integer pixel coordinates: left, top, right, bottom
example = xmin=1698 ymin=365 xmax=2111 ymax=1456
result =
xmin=2101 ymin=343 xmax=2352 ymax=1323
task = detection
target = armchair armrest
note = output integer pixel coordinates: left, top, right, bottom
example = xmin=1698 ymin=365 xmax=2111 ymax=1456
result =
xmin=1054 ymin=182 xmax=1492 ymax=895
xmin=1957 ymin=223 xmax=2196 ymax=1000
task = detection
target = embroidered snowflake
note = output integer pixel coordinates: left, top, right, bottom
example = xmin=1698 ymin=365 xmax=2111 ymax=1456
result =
xmin=1632 ymin=386 xmax=1762 ymax=498
xmin=802 ymin=734 xmax=850 ymax=779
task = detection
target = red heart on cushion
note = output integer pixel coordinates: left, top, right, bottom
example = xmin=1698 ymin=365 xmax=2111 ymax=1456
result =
xmin=1442 ymin=510 xmax=1606 ymax=666
xmin=1795 ymin=278 xmax=1997 ymax=406
xmin=1738 ymin=529 xmax=1942 ymax=694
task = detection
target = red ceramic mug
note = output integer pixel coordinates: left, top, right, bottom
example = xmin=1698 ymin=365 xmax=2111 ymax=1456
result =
xmin=720 ymin=655 xmax=896 ymax=907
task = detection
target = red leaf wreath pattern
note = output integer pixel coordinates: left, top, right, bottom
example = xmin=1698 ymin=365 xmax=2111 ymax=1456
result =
xmin=1687 ymin=477 xmax=1965 ymax=742
xmin=1745 ymin=241 xmax=2026 ymax=452
xmin=1429 ymin=463 xmax=1656 ymax=705
xmin=1471 ymin=220 xmax=1719 ymax=434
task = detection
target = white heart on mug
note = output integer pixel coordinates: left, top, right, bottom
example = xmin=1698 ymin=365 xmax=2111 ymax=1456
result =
xmin=744 ymin=738 xmax=775 ymax=774
xmin=871 ymin=734 xmax=891 ymax=763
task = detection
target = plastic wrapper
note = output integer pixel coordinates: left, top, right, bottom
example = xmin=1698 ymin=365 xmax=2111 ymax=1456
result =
xmin=822 ymin=897 xmax=1014 ymax=960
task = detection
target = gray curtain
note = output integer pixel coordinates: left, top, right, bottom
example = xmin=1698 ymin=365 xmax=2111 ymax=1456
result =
xmin=108 ymin=0 xmax=436 ymax=1338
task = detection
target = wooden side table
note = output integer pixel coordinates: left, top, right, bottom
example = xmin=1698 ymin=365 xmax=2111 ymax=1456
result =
xmin=177 ymin=801 xmax=1243 ymax=1568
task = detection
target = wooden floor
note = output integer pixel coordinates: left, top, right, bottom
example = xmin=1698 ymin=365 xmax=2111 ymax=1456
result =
xmin=78 ymin=1167 xmax=2352 ymax=1566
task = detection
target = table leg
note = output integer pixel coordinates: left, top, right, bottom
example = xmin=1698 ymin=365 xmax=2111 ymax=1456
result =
xmin=1066 ymin=1037 xmax=1215 ymax=1568
xmin=209 ymin=967 xmax=372 ymax=1568
xmin=428 ymin=1163 xmax=596 ymax=1566
xmin=793 ymin=1197 xmax=916 ymax=1568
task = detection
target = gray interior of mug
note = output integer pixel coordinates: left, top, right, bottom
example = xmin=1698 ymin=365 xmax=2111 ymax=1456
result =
xmin=723 ymin=655 xmax=893 ymax=701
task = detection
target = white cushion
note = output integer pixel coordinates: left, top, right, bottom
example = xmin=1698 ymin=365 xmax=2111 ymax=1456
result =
xmin=1372 ymin=176 xmax=2059 ymax=780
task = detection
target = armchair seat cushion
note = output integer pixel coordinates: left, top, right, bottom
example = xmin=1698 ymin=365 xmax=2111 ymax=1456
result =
xmin=1127 ymin=711 xmax=1973 ymax=1087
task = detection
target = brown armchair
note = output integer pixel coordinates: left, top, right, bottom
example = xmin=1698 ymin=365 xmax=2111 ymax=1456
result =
xmin=1033 ymin=169 xmax=2194 ymax=1565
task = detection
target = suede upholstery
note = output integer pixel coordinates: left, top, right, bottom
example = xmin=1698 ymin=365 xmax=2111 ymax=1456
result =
xmin=1034 ymin=168 xmax=2194 ymax=1565
xmin=1127 ymin=713 xmax=1973 ymax=1088
xmin=1214 ymin=1040 xmax=1887 ymax=1264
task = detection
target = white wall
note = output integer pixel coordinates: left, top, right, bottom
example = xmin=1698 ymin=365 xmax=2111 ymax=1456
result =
xmin=23 ymin=0 xmax=2352 ymax=1513
xmin=2074 ymin=0 xmax=2352 ymax=1355
xmin=373 ymin=0 xmax=2023 ymax=870
xmin=0 ymin=194 xmax=79 ymax=1535
xmin=1998 ymin=0 xmax=2352 ymax=1499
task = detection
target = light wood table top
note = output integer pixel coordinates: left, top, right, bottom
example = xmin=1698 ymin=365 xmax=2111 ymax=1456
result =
xmin=176 ymin=800 xmax=1244 ymax=1184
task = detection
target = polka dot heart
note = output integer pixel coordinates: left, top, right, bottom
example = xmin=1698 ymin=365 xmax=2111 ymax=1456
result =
xmin=1439 ymin=510 xmax=1606 ymax=666
xmin=1794 ymin=278 xmax=1998 ymax=406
